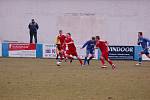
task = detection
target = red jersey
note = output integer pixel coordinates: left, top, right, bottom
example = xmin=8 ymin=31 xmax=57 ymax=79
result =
xmin=96 ymin=40 xmax=108 ymax=52
xmin=58 ymin=34 xmax=66 ymax=45
xmin=65 ymin=37 xmax=76 ymax=51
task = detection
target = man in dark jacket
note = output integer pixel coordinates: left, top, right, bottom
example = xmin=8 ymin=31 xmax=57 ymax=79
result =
xmin=28 ymin=19 xmax=39 ymax=43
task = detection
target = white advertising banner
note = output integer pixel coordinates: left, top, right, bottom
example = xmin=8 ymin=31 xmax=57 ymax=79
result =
xmin=142 ymin=48 xmax=150 ymax=60
xmin=0 ymin=43 xmax=2 ymax=57
xmin=9 ymin=43 xmax=36 ymax=57
xmin=43 ymin=44 xmax=98 ymax=59
xmin=43 ymin=44 xmax=56 ymax=58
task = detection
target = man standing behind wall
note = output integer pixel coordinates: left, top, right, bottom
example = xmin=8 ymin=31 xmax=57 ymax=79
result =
xmin=28 ymin=19 xmax=39 ymax=43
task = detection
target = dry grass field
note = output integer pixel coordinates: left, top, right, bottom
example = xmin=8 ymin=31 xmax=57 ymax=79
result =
xmin=0 ymin=58 xmax=150 ymax=100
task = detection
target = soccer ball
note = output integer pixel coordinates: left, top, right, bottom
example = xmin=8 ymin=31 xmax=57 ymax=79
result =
xmin=56 ymin=61 xmax=61 ymax=66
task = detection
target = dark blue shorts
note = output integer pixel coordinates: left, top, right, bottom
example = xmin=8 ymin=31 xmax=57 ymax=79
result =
xmin=142 ymin=48 xmax=149 ymax=55
xmin=86 ymin=50 xmax=95 ymax=56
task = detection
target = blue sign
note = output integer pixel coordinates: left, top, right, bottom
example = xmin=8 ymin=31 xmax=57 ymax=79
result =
xmin=108 ymin=46 xmax=134 ymax=60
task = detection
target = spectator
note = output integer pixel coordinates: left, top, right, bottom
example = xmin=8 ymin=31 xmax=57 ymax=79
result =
xmin=28 ymin=19 xmax=39 ymax=43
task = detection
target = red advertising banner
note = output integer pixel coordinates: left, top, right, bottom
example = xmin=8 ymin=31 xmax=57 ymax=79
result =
xmin=9 ymin=43 xmax=36 ymax=50
xmin=8 ymin=43 xmax=36 ymax=57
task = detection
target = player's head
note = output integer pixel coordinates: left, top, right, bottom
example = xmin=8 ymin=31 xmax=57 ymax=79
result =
xmin=138 ymin=32 xmax=143 ymax=38
xmin=91 ymin=37 xmax=95 ymax=41
xmin=96 ymin=36 xmax=100 ymax=41
xmin=59 ymin=30 xmax=63 ymax=35
xmin=66 ymin=33 xmax=71 ymax=37
xmin=31 ymin=19 xmax=35 ymax=23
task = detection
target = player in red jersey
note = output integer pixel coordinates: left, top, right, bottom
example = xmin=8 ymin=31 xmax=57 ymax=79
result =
xmin=56 ymin=30 xmax=66 ymax=62
xmin=95 ymin=36 xmax=116 ymax=69
xmin=65 ymin=33 xmax=83 ymax=66
xmin=57 ymin=30 xmax=66 ymax=51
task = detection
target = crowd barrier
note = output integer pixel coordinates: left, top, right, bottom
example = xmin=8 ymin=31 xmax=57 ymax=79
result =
xmin=0 ymin=43 xmax=149 ymax=61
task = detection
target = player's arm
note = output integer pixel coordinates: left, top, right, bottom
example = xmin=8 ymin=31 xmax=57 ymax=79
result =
xmin=81 ymin=41 xmax=88 ymax=49
xmin=144 ymin=38 xmax=150 ymax=48
xmin=100 ymin=40 xmax=108 ymax=46
xmin=36 ymin=23 xmax=39 ymax=30
xmin=105 ymin=41 xmax=109 ymax=46
xmin=144 ymin=38 xmax=150 ymax=47
xmin=55 ymin=36 xmax=59 ymax=44
xmin=62 ymin=36 xmax=66 ymax=46
xmin=55 ymin=36 xmax=61 ymax=50
xmin=94 ymin=41 xmax=99 ymax=49
xmin=137 ymin=38 xmax=141 ymax=45
xmin=66 ymin=42 xmax=73 ymax=45
xmin=65 ymin=40 xmax=74 ymax=45
xmin=28 ymin=23 xmax=31 ymax=29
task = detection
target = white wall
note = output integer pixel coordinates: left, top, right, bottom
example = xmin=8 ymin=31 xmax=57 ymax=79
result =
xmin=0 ymin=0 xmax=150 ymax=45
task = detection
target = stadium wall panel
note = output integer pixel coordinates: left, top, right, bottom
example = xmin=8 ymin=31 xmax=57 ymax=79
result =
xmin=0 ymin=0 xmax=150 ymax=45
xmin=2 ymin=43 xmax=9 ymax=57
xmin=134 ymin=46 xmax=142 ymax=61
xmin=36 ymin=44 xmax=43 ymax=58
xmin=0 ymin=43 xmax=148 ymax=61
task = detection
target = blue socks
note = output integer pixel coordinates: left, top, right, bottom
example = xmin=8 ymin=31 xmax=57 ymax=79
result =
xmin=138 ymin=55 xmax=142 ymax=63
xmin=87 ymin=57 xmax=93 ymax=65
xmin=84 ymin=57 xmax=93 ymax=65
xmin=84 ymin=57 xmax=87 ymax=65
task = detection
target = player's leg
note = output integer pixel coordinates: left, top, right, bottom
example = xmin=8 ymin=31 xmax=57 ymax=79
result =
xmin=61 ymin=50 xmax=68 ymax=62
xmin=65 ymin=54 xmax=73 ymax=63
xmin=103 ymin=52 xmax=116 ymax=69
xmin=136 ymin=51 xmax=144 ymax=65
xmin=65 ymin=53 xmax=72 ymax=59
xmin=56 ymin=51 xmax=62 ymax=66
xmin=146 ymin=54 xmax=150 ymax=58
xmin=100 ymin=56 xmax=107 ymax=68
xmin=59 ymin=47 xmax=64 ymax=61
xmin=30 ymin=32 xmax=33 ymax=43
xmin=87 ymin=50 xmax=94 ymax=65
xmin=77 ymin=56 xmax=83 ymax=66
xmin=56 ymin=50 xmax=61 ymax=62
xmin=145 ymin=49 xmax=150 ymax=58
xmin=74 ymin=52 xmax=83 ymax=66
xmin=56 ymin=54 xmax=59 ymax=60
xmin=84 ymin=50 xmax=89 ymax=65
xmin=137 ymin=49 xmax=150 ymax=65
xmin=56 ymin=45 xmax=62 ymax=62
xmin=59 ymin=52 xmax=63 ymax=61
xmin=56 ymin=47 xmax=59 ymax=60
xmin=62 ymin=50 xmax=66 ymax=59
xmin=65 ymin=50 xmax=74 ymax=63
xmin=104 ymin=54 xmax=113 ymax=65
xmin=61 ymin=45 xmax=66 ymax=60
xmin=33 ymin=32 xmax=37 ymax=44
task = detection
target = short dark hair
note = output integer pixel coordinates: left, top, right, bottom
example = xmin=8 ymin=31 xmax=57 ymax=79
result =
xmin=138 ymin=32 xmax=143 ymax=36
xmin=59 ymin=30 xmax=62 ymax=33
xmin=32 ymin=19 xmax=34 ymax=21
xmin=67 ymin=33 xmax=71 ymax=36
xmin=91 ymin=37 xmax=95 ymax=40
xmin=96 ymin=36 xmax=100 ymax=40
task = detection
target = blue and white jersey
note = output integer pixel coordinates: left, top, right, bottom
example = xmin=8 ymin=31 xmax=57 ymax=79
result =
xmin=138 ymin=37 xmax=150 ymax=50
xmin=82 ymin=40 xmax=96 ymax=51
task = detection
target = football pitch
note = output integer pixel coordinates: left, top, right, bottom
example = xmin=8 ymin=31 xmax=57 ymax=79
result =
xmin=0 ymin=58 xmax=150 ymax=100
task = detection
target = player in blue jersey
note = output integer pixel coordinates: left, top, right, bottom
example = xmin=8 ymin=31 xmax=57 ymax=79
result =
xmin=136 ymin=32 xmax=150 ymax=65
xmin=81 ymin=37 xmax=96 ymax=65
